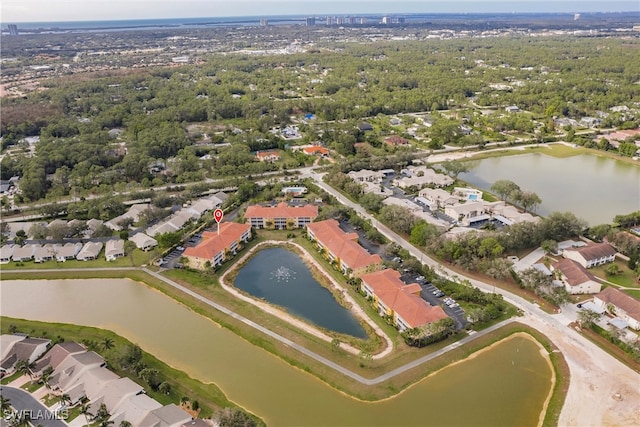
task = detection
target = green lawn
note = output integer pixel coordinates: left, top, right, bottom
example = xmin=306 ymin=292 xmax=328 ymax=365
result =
xmin=0 ymin=249 xmax=157 ymax=270
xmin=591 ymin=260 xmax=640 ymax=289
xmin=21 ymin=381 xmax=43 ymax=392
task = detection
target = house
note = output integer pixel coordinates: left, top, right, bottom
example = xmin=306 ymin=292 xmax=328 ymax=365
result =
xmin=505 ymin=105 xmax=520 ymax=113
xmin=34 ymin=341 xmax=86 ymax=376
xmin=347 ymin=169 xmax=383 ymax=183
xmin=138 ymin=404 xmax=192 ymax=427
xmin=147 ymin=210 xmax=194 ymax=237
xmin=418 ymin=188 xmax=460 ymax=209
xmin=384 ymin=135 xmax=409 ymax=146
xmin=109 ymin=394 xmax=162 ymax=426
xmin=594 ymin=287 xmax=640 ymax=330
xmin=34 ymin=244 xmax=57 ymax=263
xmin=256 ymin=150 xmax=280 ymax=162
xmin=85 ymin=219 xmax=105 ymax=237
xmin=105 ymin=204 xmax=151 ymax=231
xmin=77 ymin=242 xmax=103 ymax=261
xmin=0 ymin=337 xmax=51 ymax=376
xmin=0 ymin=335 xmax=26 ymax=362
xmin=0 ymin=244 xmax=17 ymax=263
xmin=453 ymin=187 xmax=483 ymax=201
xmin=49 ymin=351 xmax=106 ymax=393
xmin=244 ymin=202 xmax=318 ymax=229
xmin=12 ymin=244 xmax=39 ymax=262
xmin=358 ymin=122 xmax=374 ymax=132
xmin=105 ymin=239 xmax=125 ymax=261
xmin=66 ymin=366 xmax=120 ymax=406
xmin=55 ymin=242 xmax=84 ymax=262
xmin=307 ymin=219 xmax=382 ymax=277
xmin=552 ymin=259 xmax=602 ymax=295
xmin=445 ymin=202 xmax=490 ymax=226
xmin=563 ymin=243 xmax=616 ymax=268
xmin=281 ymin=186 xmax=308 ymax=197
xmin=302 ymin=146 xmax=329 ymax=157
xmin=360 ymin=269 xmax=448 ymax=332
xmin=183 ymin=222 xmax=251 ymax=269
xmin=487 ymin=201 xmax=539 ymax=225
xmin=129 ymin=233 xmax=158 ymax=251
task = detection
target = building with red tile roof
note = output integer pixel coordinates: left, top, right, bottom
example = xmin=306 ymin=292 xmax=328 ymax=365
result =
xmin=255 ymin=150 xmax=280 ymax=162
xmin=360 ymin=269 xmax=448 ymax=331
xmin=245 ymin=202 xmax=318 ymax=229
xmin=552 ymin=259 xmax=601 ymax=294
xmin=307 ymin=219 xmax=382 ymax=277
xmin=302 ymin=146 xmax=329 ymax=156
xmin=384 ymin=135 xmax=409 ymax=146
xmin=563 ymin=242 xmax=617 ymax=269
xmin=183 ymin=222 xmax=251 ymax=269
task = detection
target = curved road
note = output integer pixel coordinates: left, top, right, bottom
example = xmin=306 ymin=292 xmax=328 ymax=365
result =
xmin=307 ymin=171 xmax=640 ymax=426
xmin=0 ymin=386 xmax=67 ymax=427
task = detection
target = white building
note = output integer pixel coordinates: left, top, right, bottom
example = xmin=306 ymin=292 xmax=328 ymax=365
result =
xmin=563 ymin=243 xmax=617 ymax=269
xmin=105 ymin=239 xmax=125 ymax=261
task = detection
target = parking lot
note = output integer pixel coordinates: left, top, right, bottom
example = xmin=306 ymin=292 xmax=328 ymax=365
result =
xmin=158 ymin=232 xmax=204 ymax=269
xmin=398 ymin=274 xmax=467 ymax=329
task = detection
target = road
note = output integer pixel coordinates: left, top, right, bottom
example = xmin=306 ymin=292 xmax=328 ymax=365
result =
xmin=306 ymin=170 xmax=640 ymax=426
xmin=0 ymin=386 xmax=67 ymax=427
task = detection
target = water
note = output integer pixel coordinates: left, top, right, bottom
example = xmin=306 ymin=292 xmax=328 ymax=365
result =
xmin=0 ymin=279 xmax=552 ymax=427
xmin=234 ymin=247 xmax=367 ymax=338
xmin=460 ymin=153 xmax=640 ymax=225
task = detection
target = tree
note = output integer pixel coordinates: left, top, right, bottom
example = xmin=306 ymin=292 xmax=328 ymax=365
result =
xmin=139 ymin=368 xmax=160 ymax=387
xmin=28 ymin=223 xmax=48 ymax=240
xmin=40 ymin=367 xmax=55 ymax=389
xmin=158 ymin=382 xmax=171 ymax=395
xmin=101 ymin=337 xmax=115 ymax=351
xmin=440 ymin=160 xmax=469 ymax=179
xmin=80 ymin=402 xmax=93 ymax=426
xmin=14 ymin=229 xmax=27 ymax=246
xmin=119 ymin=421 xmax=132 ymax=427
xmin=48 ymin=223 xmax=70 ymax=242
xmin=605 ymin=263 xmax=622 ymax=276
xmin=0 ymin=394 xmax=11 ymax=414
xmin=517 ymin=191 xmax=542 ymax=213
xmin=409 ymin=221 xmax=440 ymax=247
xmin=577 ymin=308 xmax=602 ymax=328
xmin=216 ymin=408 xmax=257 ymax=427
xmin=156 ymin=232 xmax=182 ymax=249
xmin=15 ymin=359 xmax=36 ymax=379
xmin=490 ymin=180 xmax=520 ymax=202
xmin=540 ymin=239 xmax=558 ymax=254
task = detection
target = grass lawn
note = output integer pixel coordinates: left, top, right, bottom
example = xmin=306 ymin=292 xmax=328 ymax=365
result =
xmin=21 ymin=381 xmax=43 ymax=392
xmin=43 ymin=393 xmax=61 ymax=407
xmin=0 ymin=317 xmax=259 ymax=423
xmin=0 ymin=371 xmax=21 ymax=385
xmin=591 ymin=260 xmax=640 ymax=289
xmin=623 ymin=289 xmax=640 ymax=299
xmin=0 ymin=249 xmax=157 ymax=270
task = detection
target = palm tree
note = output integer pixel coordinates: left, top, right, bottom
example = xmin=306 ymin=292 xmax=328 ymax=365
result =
xmin=0 ymin=395 xmax=12 ymax=413
xmin=15 ymin=359 xmax=36 ymax=379
xmin=101 ymin=338 xmax=115 ymax=351
xmin=119 ymin=421 xmax=131 ymax=427
xmin=80 ymin=403 xmax=93 ymax=426
xmin=60 ymin=394 xmax=72 ymax=407
xmin=39 ymin=366 xmax=54 ymax=389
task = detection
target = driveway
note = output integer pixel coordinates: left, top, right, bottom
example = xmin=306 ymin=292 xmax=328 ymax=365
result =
xmin=0 ymin=386 xmax=67 ymax=427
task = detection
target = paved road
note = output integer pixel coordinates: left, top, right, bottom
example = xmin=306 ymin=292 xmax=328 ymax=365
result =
xmin=0 ymin=386 xmax=67 ymax=427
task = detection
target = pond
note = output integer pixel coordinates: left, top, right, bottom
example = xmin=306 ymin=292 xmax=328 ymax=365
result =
xmin=460 ymin=152 xmax=640 ymax=225
xmin=233 ymin=247 xmax=367 ymax=338
xmin=0 ymin=279 xmax=554 ymax=427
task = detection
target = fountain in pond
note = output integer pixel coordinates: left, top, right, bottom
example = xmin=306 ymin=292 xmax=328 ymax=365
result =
xmin=271 ymin=266 xmax=296 ymax=283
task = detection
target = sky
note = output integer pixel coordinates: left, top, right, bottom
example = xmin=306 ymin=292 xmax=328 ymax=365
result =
xmin=2 ymin=0 xmax=638 ymax=23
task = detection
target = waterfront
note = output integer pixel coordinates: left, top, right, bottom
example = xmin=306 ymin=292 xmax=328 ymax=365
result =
xmin=233 ymin=247 xmax=366 ymax=338
xmin=460 ymin=152 xmax=640 ymax=225
xmin=1 ymin=278 xmax=553 ymax=426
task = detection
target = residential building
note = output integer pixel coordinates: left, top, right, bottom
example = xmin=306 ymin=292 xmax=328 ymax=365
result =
xmin=384 ymin=135 xmax=409 ymax=146
xmin=563 ymin=243 xmax=616 ymax=268
xmin=147 ymin=210 xmax=194 ymax=237
xmin=0 ymin=244 xmax=17 ymax=263
xmin=302 ymin=146 xmax=329 ymax=156
xmin=360 ymin=269 xmax=448 ymax=332
xmin=34 ymin=341 xmax=86 ymax=376
xmin=281 ymin=186 xmax=308 ymax=197
xmin=12 ymin=244 xmax=39 ymax=262
xmin=358 ymin=122 xmax=373 ymax=132
xmin=138 ymin=404 xmax=192 ymax=427
xmin=244 ymin=202 xmax=318 ymax=229
xmin=382 ymin=197 xmax=450 ymax=228
xmin=453 ymin=187 xmax=483 ymax=201
xmin=505 ymin=105 xmax=520 ymax=113
xmin=307 ymin=219 xmax=382 ymax=277
xmin=418 ymin=188 xmax=460 ymax=209
xmin=0 ymin=337 xmax=51 ymax=375
xmin=129 ymin=233 xmax=158 ymax=251
xmin=256 ymin=150 xmax=280 ymax=162
xmin=77 ymin=242 xmax=103 ymax=261
xmin=395 ymin=166 xmax=454 ymax=189
xmin=445 ymin=202 xmax=490 ymax=226
xmin=552 ymin=259 xmax=602 ymax=295
xmin=347 ymin=169 xmax=383 ymax=183
xmin=55 ymin=243 xmax=84 ymax=262
xmin=487 ymin=201 xmax=539 ymax=225
xmin=34 ymin=244 xmax=57 ymax=263
xmin=105 ymin=239 xmax=125 ymax=261
xmin=183 ymin=222 xmax=251 ymax=269
xmin=594 ymin=287 xmax=640 ymax=330
xmin=49 ymin=351 xmax=107 ymax=393
xmin=105 ymin=204 xmax=151 ymax=231
xmin=0 ymin=335 xmax=26 ymax=361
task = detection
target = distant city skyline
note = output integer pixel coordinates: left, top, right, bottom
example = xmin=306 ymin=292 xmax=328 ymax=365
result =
xmin=3 ymin=0 xmax=638 ymax=23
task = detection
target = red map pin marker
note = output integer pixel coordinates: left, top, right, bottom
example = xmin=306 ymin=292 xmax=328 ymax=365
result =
xmin=214 ymin=208 xmax=224 ymax=224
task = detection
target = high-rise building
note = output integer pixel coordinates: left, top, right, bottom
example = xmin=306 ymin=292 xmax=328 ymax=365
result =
xmin=382 ymin=16 xmax=391 ymax=25
xmin=326 ymin=16 xmax=333 ymax=26
xmin=8 ymin=24 xmax=19 ymax=36
xmin=305 ymin=17 xmax=316 ymax=26
xmin=260 ymin=19 xmax=268 ymax=26
xmin=360 ymin=17 xmax=367 ymax=25
xmin=397 ymin=17 xmax=406 ymax=24
xmin=348 ymin=17 xmax=356 ymax=25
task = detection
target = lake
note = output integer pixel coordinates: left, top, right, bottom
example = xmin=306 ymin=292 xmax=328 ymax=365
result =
xmin=460 ymin=152 xmax=640 ymax=225
xmin=0 ymin=278 xmax=553 ymax=427
xmin=233 ymin=247 xmax=366 ymax=338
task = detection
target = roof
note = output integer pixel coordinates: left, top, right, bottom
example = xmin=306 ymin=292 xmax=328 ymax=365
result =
xmin=0 ymin=244 xmax=17 ymax=259
xmin=0 ymin=335 xmax=26 ymax=361
xmin=56 ymin=242 xmax=83 ymax=259
xmin=1 ymin=338 xmax=51 ymax=370
xmin=105 ymin=239 xmax=125 ymax=255
xmin=595 ymin=287 xmax=640 ymax=322
xmin=245 ymin=202 xmax=318 ymax=220
xmin=77 ymin=242 xmax=103 ymax=259
xmin=256 ymin=150 xmax=280 ymax=160
xmin=307 ymin=220 xmax=382 ymax=271
xmin=34 ymin=341 xmax=86 ymax=373
xmin=361 ymin=269 xmax=448 ymax=328
xmin=129 ymin=233 xmax=158 ymax=249
xmin=384 ymin=135 xmax=409 ymax=146
xmin=302 ymin=146 xmax=329 ymax=155
xmin=566 ymin=243 xmax=617 ymax=262
xmin=111 ymin=394 xmax=162 ymax=426
xmin=553 ymin=259 xmax=597 ymax=287
xmin=99 ymin=377 xmax=144 ymax=411
xmin=139 ymin=404 xmax=191 ymax=427
xmin=184 ymin=222 xmax=251 ymax=260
